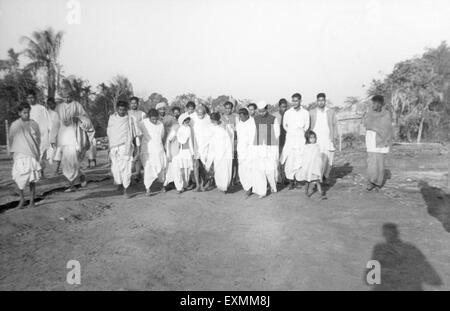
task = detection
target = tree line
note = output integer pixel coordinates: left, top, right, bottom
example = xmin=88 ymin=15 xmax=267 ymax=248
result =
xmin=1 ymin=27 xmax=449 ymax=144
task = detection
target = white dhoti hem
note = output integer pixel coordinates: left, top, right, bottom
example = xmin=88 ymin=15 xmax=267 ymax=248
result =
xmin=60 ymin=145 xmax=82 ymax=182
xmin=141 ymin=151 xmax=167 ymax=190
xmin=238 ymin=159 xmax=253 ymax=191
xmin=110 ymin=144 xmax=133 ymax=188
xmin=213 ymin=158 xmax=232 ymax=192
xmin=171 ymin=149 xmax=193 ymax=191
xmin=251 ymin=145 xmax=278 ymax=197
xmin=12 ymin=154 xmax=41 ymax=190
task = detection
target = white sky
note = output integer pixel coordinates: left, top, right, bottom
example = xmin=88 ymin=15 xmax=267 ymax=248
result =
xmin=1 ymin=0 xmax=450 ymax=105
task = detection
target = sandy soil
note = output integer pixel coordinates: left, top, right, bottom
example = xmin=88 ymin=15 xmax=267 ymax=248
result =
xmin=0 ymin=144 xmax=449 ymax=290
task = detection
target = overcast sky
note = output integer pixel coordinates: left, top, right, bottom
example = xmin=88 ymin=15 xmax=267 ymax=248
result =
xmin=1 ymin=0 xmax=450 ymax=105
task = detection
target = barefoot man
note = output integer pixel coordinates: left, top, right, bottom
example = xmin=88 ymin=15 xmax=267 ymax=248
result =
xmin=281 ymin=93 xmax=310 ymax=190
xmin=107 ymin=100 xmax=141 ymax=198
xmin=309 ymin=93 xmax=338 ymax=185
xmin=139 ymin=109 xmax=167 ymax=196
xmin=252 ymin=101 xmax=280 ymax=198
xmin=204 ymin=112 xmax=233 ymax=193
xmin=9 ymin=102 xmax=41 ymax=209
xmin=192 ymin=104 xmax=213 ymax=191
xmin=55 ymin=78 xmax=92 ymax=192
xmin=364 ymin=95 xmax=394 ymax=191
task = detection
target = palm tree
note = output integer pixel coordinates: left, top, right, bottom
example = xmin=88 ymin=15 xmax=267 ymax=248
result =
xmin=20 ymin=27 xmax=64 ymax=99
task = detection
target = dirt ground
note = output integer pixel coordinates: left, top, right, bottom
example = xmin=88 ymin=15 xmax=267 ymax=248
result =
xmin=0 ymin=143 xmax=449 ymax=290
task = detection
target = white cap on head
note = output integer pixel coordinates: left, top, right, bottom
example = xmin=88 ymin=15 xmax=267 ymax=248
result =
xmin=256 ymin=100 xmax=268 ymax=110
xmin=155 ymin=102 xmax=167 ymax=110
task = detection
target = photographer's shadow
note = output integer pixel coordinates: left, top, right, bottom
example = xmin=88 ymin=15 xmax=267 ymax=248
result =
xmin=366 ymin=223 xmax=442 ymax=291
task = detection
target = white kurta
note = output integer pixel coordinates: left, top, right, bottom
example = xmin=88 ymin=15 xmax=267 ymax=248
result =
xmin=140 ymin=119 xmax=167 ymax=190
xmin=236 ymin=117 xmax=256 ymax=191
xmin=193 ymin=115 xmax=213 ymax=163
xmin=205 ymin=124 xmax=233 ymax=192
xmin=313 ymin=108 xmax=335 ymax=179
xmin=56 ymin=101 xmax=88 ymax=182
xmin=30 ymin=104 xmax=51 ymax=162
xmin=281 ymin=107 xmax=310 ymax=180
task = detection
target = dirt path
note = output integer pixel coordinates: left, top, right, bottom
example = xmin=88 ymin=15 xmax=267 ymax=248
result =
xmin=0 ymin=146 xmax=449 ymax=290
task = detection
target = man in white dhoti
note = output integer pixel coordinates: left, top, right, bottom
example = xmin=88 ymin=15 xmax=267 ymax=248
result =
xmin=139 ymin=109 xmax=167 ymax=196
xmin=163 ymin=108 xmax=181 ymax=192
xmin=236 ymin=108 xmax=256 ymax=196
xmin=46 ymin=97 xmax=60 ymax=169
xmin=222 ymin=101 xmax=239 ymax=186
xmin=309 ymin=93 xmax=338 ymax=184
xmin=192 ymin=104 xmax=213 ymax=191
xmin=281 ymin=93 xmax=310 ymax=190
xmin=128 ymin=96 xmax=146 ymax=182
xmin=9 ymin=102 xmax=41 ymax=209
xmin=107 ymin=101 xmax=141 ymax=198
xmin=55 ymin=79 xmax=93 ymax=192
xmin=27 ymin=90 xmax=51 ymax=177
xmin=252 ymin=101 xmax=280 ymax=198
xmin=204 ymin=112 xmax=233 ymax=193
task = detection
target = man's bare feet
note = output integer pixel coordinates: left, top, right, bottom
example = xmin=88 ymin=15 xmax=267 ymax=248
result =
xmin=145 ymin=189 xmax=152 ymax=197
xmin=123 ymin=189 xmax=130 ymax=199
xmin=245 ymin=189 xmax=252 ymax=197
xmin=17 ymin=199 xmax=25 ymax=209
xmin=29 ymin=201 xmax=36 ymax=208
xmin=64 ymin=186 xmax=76 ymax=193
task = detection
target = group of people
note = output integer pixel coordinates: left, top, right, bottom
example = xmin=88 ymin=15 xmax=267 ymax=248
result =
xmin=9 ymin=82 xmax=394 ymax=207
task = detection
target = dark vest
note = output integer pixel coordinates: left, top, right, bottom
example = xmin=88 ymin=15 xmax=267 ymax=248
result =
xmin=253 ymin=114 xmax=278 ymax=146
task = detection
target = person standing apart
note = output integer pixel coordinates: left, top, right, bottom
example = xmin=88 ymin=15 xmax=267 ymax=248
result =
xmin=236 ymin=108 xmax=256 ymax=197
xmin=139 ymin=109 xmax=167 ymax=196
xmin=281 ymin=93 xmax=310 ymax=190
xmin=107 ymin=101 xmax=141 ymax=198
xmin=364 ymin=95 xmax=393 ymax=191
xmin=9 ymin=102 xmax=41 ymax=209
xmin=309 ymin=93 xmax=338 ymax=185
xmin=27 ymin=90 xmax=51 ymax=177
xmin=252 ymin=101 xmax=280 ymax=198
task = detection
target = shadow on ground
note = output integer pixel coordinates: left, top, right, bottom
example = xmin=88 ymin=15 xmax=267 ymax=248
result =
xmin=419 ymin=180 xmax=450 ymax=233
xmin=324 ymin=162 xmax=353 ymax=193
xmin=366 ymin=223 xmax=442 ymax=290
